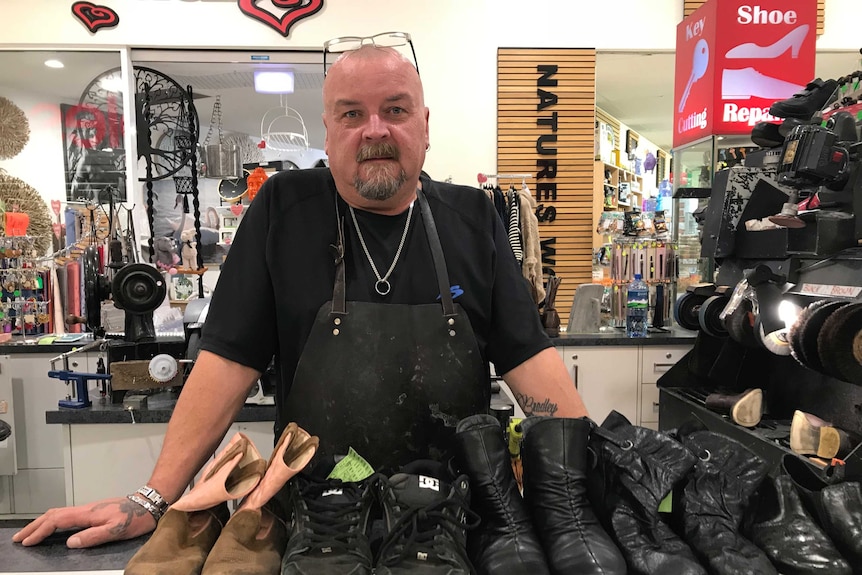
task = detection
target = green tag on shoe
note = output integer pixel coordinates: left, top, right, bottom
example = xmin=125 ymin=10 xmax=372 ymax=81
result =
xmin=326 ymin=447 xmax=375 ymax=482
xmin=658 ymin=492 xmax=673 ymax=513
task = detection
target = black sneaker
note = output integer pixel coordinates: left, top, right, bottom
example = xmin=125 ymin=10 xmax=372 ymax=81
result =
xmin=769 ymin=78 xmax=839 ymax=119
xmin=375 ymin=460 xmax=479 ymax=575
xmin=281 ymin=460 xmax=379 ymax=575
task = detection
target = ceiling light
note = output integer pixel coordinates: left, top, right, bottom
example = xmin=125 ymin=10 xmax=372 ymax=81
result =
xmin=44 ymin=59 xmax=64 ymax=69
xmin=254 ymin=70 xmax=294 ymax=94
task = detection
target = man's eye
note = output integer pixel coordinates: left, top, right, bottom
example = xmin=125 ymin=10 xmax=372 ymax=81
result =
xmin=344 ymin=110 xmax=359 ymax=118
xmin=389 ymin=107 xmax=404 ymax=115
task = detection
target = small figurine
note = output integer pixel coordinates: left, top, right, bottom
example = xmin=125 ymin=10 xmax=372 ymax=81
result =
xmin=153 ymin=236 xmax=179 ymax=274
xmin=180 ymin=228 xmax=198 ymax=270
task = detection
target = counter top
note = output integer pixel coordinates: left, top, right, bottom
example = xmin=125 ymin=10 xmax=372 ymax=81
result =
xmin=0 ymin=335 xmax=185 ymax=355
xmin=550 ymin=328 xmax=696 ymax=346
xmin=46 ymin=392 xmax=275 ymax=425
xmin=0 ymin=526 xmax=144 ymax=573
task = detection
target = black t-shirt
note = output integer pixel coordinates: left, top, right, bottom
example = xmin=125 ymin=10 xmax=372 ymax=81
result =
xmin=199 ymin=168 xmax=550 ymax=397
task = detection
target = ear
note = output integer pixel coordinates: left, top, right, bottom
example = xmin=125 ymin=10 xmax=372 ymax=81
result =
xmin=424 ymin=107 xmax=430 ymax=150
xmin=322 ymin=112 xmax=330 ymax=156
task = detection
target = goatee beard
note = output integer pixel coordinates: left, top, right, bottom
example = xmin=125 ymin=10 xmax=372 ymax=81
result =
xmin=354 ymin=142 xmax=406 ymax=201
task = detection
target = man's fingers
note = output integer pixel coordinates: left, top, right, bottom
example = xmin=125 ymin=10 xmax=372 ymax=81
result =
xmin=65 ymin=524 xmax=123 ymax=549
xmin=13 ymin=507 xmax=97 ymax=546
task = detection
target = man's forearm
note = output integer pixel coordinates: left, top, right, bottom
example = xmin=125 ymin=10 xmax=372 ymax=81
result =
xmin=502 ymin=347 xmax=589 ymax=418
xmin=146 ymin=350 xmax=261 ymax=503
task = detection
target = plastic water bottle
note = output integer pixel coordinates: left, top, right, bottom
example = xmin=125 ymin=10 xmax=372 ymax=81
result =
xmin=626 ymin=274 xmax=649 ymax=338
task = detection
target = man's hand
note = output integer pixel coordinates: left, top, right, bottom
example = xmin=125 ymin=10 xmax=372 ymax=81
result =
xmin=12 ymin=497 xmax=156 ymax=548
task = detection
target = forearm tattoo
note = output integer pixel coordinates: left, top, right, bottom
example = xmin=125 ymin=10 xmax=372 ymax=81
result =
xmin=515 ymin=393 xmax=559 ymax=416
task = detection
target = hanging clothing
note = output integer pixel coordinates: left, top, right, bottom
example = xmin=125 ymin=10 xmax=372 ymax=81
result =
xmin=507 ymin=187 xmax=523 ymax=264
xmin=518 ymin=185 xmax=545 ymax=305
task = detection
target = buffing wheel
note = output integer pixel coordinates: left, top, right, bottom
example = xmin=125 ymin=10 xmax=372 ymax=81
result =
xmin=699 ymin=295 xmax=729 ymax=338
xmin=798 ymin=300 xmax=851 ymax=373
xmin=724 ymin=298 xmax=760 ymax=349
xmin=788 ymin=301 xmax=821 ymax=367
xmin=816 ymin=303 xmax=862 ymax=384
xmin=675 ymin=293 xmax=707 ymax=332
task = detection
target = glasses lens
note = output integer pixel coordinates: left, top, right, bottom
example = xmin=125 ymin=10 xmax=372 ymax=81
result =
xmin=325 ymin=38 xmax=364 ymax=53
xmin=371 ymin=32 xmax=409 ymax=48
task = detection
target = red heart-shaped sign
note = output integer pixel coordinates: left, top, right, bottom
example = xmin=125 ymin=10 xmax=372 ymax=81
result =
xmin=237 ymin=0 xmax=324 ymax=37
xmin=52 ymin=223 xmax=63 ymax=239
xmin=230 ymin=204 xmax=244 ymax=216
xmin=51 ymin=200 xmax=61 ymax=217
xmin=71 ymin=2 xmax=120 ymax=33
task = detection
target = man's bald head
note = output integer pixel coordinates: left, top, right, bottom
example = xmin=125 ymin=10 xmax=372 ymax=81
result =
xmin=323 ymin=46 xmax=423 ymax=112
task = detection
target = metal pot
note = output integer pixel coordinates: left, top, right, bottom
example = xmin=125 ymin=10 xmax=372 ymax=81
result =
xmin=203 ymin=143 xmax=242 ymax=179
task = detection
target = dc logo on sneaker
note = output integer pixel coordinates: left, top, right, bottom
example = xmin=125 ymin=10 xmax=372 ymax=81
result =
xmin=322 ymin=488 xmax=343 ymax=497
xmin=418 ymin=476 xmax=439 ymax=491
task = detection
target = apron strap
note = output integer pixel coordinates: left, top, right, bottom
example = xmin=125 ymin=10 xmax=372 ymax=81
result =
xmin=330 ymin=213 xmax=347 ymax=315
xmin=417 ymin=189 xmax=456 ymax=318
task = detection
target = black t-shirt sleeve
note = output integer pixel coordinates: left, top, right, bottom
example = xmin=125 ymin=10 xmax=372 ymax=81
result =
xmin=198 ymin=180 xmax=278 ymax=373
xmin=484 ymin=199 xmax=552 ymax=375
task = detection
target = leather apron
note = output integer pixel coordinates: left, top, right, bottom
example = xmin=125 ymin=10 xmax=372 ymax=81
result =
xmin=279 ymin=190 xmax=488 ymax=470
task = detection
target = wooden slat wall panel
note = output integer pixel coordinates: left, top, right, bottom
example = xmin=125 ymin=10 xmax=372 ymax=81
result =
xmin=684 ymin=0 xmax=824 ymax=34
xmin=498 ymin=48 xmax=596 ymax=327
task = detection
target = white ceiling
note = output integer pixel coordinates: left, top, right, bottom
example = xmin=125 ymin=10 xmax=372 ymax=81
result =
xmin=1 ymin=49 xmax=861 ymax=156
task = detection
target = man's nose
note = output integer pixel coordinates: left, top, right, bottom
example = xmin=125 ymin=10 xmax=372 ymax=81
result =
xmin=362 ymin=114 xmax=390 ymax=140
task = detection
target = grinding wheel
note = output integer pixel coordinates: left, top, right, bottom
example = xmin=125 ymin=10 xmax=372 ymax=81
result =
xmin=817 ymin=303 xmax=862 ymax=384
xmin=798 ymin=300 xmax=852 ymax=373
xmin=724 ymin=298 xmax=760 ymax=349
xmin=699 ymin=295 xmax=729 ymax=338
xmin=675 ymin=293 xmax=707 ymax=332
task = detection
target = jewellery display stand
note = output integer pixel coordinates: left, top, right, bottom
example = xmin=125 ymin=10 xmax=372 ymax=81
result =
xmin=0 ymin=236 xmax=51 ymax=338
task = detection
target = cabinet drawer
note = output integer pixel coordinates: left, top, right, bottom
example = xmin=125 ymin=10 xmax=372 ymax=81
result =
xmin=641 ymin=346 xmax=691 ymax=384
xmin=641 ymin=383 xmax=660 ymax=423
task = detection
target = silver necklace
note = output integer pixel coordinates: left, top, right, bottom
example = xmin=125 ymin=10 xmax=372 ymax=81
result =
xmin=349 ymin=201 xmax=414 ymax=296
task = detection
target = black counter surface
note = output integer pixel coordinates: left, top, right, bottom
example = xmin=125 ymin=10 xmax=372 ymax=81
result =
xmin=0 ymin=526 xmax=146 ymax=573
xmin=550 ymin=327 xmax=696 ymax=346
xmin=46 ymin=391 xmax=275 ymax=425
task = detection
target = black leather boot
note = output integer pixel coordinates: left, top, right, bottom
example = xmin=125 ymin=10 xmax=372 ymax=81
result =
xmin=452 ymin=414 xmax=550 ymax=575
xmin=520 ymin=416 xmax=626 ymax=575
xmin=676 ymin=425 xmax=777 ymax=575
xmin=783 ymin=454 xmax=862 ymax=572
xmin=745 ymin=475 xmax=851 ymax=574
xmin=588 ymin=411 xmax=705 ymax=575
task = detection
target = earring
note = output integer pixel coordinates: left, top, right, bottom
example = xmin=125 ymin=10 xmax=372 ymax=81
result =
xmin=425 ymin=143 xmax=431 ymax=152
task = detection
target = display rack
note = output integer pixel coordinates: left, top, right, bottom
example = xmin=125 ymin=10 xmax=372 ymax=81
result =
xmin=0 ymin=236 xmax=51 ymax=338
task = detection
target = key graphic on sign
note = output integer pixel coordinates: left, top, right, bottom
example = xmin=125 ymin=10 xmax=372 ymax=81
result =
xmin=679 ymin=39 xmax=710 ymax=113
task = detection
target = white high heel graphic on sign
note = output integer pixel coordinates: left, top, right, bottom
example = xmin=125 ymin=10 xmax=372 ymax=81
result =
xmin=725 ymin=24 xmax=809 ymax=59
xmin=679 ymin=39 xmax=709 ymax=113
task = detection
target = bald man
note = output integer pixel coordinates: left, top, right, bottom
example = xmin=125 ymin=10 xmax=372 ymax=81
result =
xmin=14 ymin=45 xmax=587 ymax=552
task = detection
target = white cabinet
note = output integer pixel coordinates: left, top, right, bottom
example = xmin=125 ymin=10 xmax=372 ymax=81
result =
xmin=64 ymin=421 xmax=275 ymax=507
xmin=638 ymin=346 xmax=692 ymax=430
xmin=556 ymin=344 xmax=693 ymax=430
xmin=558 ymin=346 xmax=639 ymax=424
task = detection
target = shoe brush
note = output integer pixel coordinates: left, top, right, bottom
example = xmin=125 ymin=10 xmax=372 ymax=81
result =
xmin=799 ymin=300 xmax=852 ymax=373
xmin=816 ymin=303 xmax=862 ymax=384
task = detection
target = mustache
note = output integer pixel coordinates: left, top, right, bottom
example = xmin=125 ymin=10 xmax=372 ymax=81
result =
xmin=356 ymin=143 xmax=400 ymax=162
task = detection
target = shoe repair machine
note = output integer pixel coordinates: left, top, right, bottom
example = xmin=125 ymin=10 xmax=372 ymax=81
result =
xmin=48 ymin=245 xmax=189 ymax=407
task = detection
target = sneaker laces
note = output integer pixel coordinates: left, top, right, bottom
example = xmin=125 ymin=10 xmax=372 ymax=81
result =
xmin=296 ymin=477 xmax=370 ymax=553
xmin=376 ymin=497 xmax=480 ymax=568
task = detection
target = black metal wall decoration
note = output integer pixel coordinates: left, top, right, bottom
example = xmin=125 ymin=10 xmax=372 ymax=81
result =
xmin=79 ymin=66 xmax=198 ymax=182
xmin=71 ymin=1 xmax=119 ymax=33
xmin=237 ymin=0 xmax=324 ymax=37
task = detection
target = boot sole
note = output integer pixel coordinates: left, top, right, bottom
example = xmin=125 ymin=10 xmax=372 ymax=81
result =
xmin=790 ymin=411 xmax=841 ymax=458
xmin=731 ymin=389 xmax=763 ymax=428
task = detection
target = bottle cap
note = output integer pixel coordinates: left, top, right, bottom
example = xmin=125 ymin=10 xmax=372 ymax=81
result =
xmin=634 ymin=274 xmax=642 ymax=280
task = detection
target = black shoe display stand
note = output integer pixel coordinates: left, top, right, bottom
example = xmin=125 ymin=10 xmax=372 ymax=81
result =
xmin=658 ymin=333 xmax=862 ymax=482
